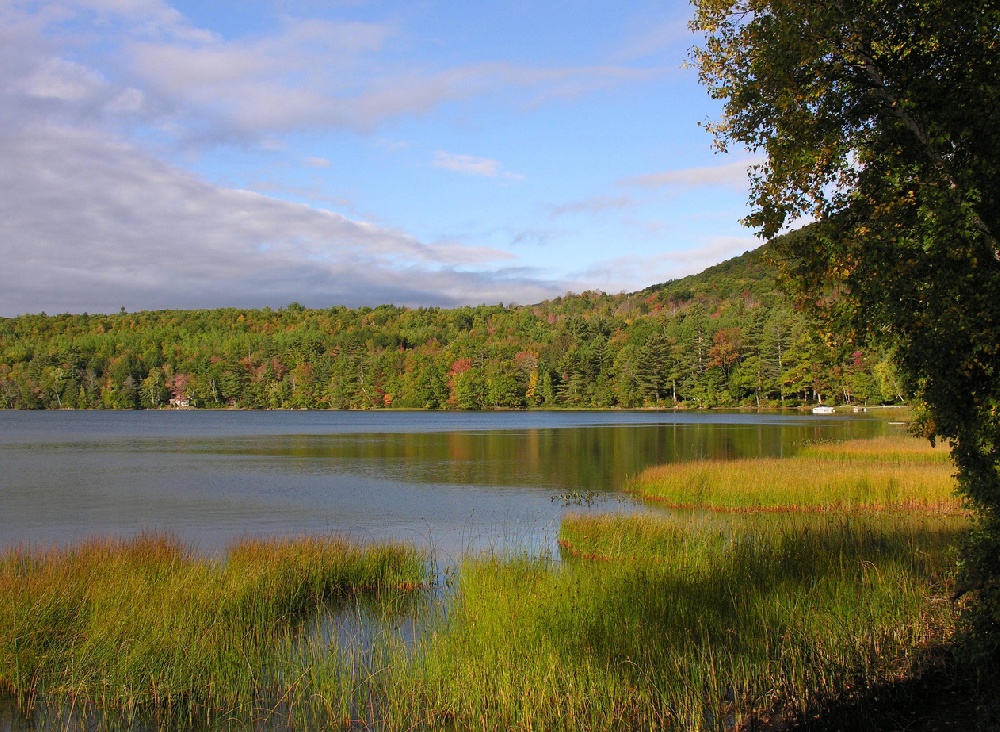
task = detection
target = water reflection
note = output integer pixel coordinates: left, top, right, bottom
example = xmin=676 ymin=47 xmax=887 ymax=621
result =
xmin=0 ymin=411 xmax=889 ymax=554
xmin=180 ymin=420 xmax=885 ymax=491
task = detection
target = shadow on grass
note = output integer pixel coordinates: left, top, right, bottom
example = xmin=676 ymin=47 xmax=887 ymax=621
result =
xmin=750 ymin=642 xmax=993 ymax=732
xmin=406 ymin=513 xmax=968 ymax=730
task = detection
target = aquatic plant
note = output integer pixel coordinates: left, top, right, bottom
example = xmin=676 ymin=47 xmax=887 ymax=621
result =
xmin=388 ymin=511 xmax=964 ymax=730
xmin=627 ymin=436 xmax=960 ymax=512
xmin=0 ymin=533 xmax=427 ymax=726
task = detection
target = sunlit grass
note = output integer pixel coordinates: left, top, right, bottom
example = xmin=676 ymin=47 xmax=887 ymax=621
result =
xmin=375 ymin=436 xmax=967 ymax=730
xmin=627 ymin=436 xmax=960 ymax=512
xmin=0 ymin=533 xmax=427 ymax=726
xmin=0 ymin=434 xmax=972 ymax=729
xmin=387 ymin=511 xmax=965 ymax=731
xmin=798 ymin=436 xmax=953 ymax=464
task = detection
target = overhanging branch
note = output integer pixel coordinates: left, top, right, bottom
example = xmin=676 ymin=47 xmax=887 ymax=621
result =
xmin=829 ymin=6 xmax=999 ymax=259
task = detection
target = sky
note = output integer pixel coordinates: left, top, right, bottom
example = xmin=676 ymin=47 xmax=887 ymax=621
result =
xmin=0 ymin=0 xmax=762 ymax=316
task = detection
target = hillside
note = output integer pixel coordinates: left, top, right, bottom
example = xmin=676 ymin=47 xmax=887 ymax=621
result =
xmin=0 ymin=244 xmax=903 ymax=410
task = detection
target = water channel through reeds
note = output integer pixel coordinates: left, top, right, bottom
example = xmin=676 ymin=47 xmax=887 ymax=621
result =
xmin=0 ymin=428 xmax=968 ymax=730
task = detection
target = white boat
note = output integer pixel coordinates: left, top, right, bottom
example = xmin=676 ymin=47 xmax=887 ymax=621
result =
xmin=811 ymin=405 xmax=836 ymax=414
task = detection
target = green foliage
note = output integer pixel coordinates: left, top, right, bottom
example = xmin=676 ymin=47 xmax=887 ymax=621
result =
xmin=0 ymin=248 xmax=898 ymax=412
xmin=691 ymin=0 xmax=1000 ymax=689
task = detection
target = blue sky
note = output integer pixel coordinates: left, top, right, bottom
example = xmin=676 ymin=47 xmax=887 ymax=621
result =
xmin=0 ymin=0 xmax=760 ymax=316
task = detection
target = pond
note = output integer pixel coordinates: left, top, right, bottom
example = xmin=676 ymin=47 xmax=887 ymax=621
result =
xmin=0 ymin=409 xmax=892 ymax=556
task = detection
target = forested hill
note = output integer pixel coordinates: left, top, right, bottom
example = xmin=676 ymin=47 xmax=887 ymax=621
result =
xmin=0 ymin=244 xmax=904 ymax=410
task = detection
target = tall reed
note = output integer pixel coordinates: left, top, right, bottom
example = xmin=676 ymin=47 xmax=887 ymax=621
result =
xmin=386 ymin=511 xmax=964 ymax=730
xmin=0 ymin=533 xmax=427 ymax=726
xmin=628 ymin=436 xmax=959 ymax=512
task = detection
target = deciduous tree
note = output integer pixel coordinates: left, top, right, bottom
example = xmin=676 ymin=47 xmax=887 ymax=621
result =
xmin=692 ymin=0 xmax=1000 ymax=680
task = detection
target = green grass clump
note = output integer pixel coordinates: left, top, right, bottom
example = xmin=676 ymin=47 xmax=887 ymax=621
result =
xmin=628 ymin=436 xmax=959 ymax=512
xmin=0 ymin=533 xmax=427 ymax=726
xmin=389 ymin=511 xmax=964 ymax=731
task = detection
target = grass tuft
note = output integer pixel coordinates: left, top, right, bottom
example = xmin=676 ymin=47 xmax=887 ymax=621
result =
xmin=627 ymin=436 xmax=960 ymax=512
xmin=388 ymin=511 xmax=965 ymax=730
xmin=0 ymin=533 xmax=427 ymax=726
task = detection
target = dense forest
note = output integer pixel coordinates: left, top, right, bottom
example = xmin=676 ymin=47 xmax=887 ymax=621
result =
xmin=0 ymin=244 xmax=905 ymax=411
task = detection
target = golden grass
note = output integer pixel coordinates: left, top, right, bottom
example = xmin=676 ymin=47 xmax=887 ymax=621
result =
xmin=388 ymin=510 xmax=965 ymax=730
xmin=0 ymin=532 xmax=427 ymax=725
xmin=798 ymin=436 xmax=953 ymax=464
xmin=627 ymin=435 xmax=961 ymax=512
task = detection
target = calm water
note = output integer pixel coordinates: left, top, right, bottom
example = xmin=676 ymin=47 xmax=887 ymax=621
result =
xmin=0 ymin=410 xmax=890 ymax=556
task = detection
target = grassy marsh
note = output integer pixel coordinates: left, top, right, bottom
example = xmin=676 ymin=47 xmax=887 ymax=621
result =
xmin=797 ymin=436 xmax=953 ymax=464
xmin=381 ymin=435 xmax=967 ymax=730
xmin=627 ymin=436 xmax=960 ymax=512
xmin=0 ymin=533 xmax=427 ymax=727
xmin=0 ymin=434 xmax=971 ymax=730
xmin=385 ymin=510 xmax=964 ymax=731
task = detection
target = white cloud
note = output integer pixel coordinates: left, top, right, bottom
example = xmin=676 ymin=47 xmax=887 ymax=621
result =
xmin=0 ymin=2 xmax=743 ymax=315
xmin=434 ymin=152 xmax=500 ymax=177
xmin=623 ymin=159 xmax=761 ymax=191
xmin=52 ymin=0 xmax=218 ymax=44
xmin=0 ymin=121 xmax=565 ymax=315
xmin=0 ymin=4 xmax=587 ymax=315
xmin=575 ymin=236 xmax=759 ymax=292
xmin=551 ymin=159 xmax=760 ymax=219
xmin=9 ymin=3 xmax=663 ymax=145
xmin=22 ymin=58 xmax=106 ymax=102
xmin=433 ymin=151 xmax=523 ymax=180
xmin=375 ymin=137 xmax=410 ymax=153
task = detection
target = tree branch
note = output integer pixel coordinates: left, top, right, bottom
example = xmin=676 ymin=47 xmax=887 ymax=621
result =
xmin=831 ymin=12 xmax=999 ymax=258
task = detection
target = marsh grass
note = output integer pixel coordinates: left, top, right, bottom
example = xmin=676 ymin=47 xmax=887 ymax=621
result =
xmin=627 ymin=436 xmax=960 ymax=512
xmin=385 ymin=511 xmax=965 ymax=731
xmin=0 ymin=435 xmax=971 ymax=730
xmin=0 ymin=533 xmax=427 ymax=727
xmin=372 ymin=435 xmax=968 ymax=730
xmin=798 ymin=436 xmax=953 ymax=464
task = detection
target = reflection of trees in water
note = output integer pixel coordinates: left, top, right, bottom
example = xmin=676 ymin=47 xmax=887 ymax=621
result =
xmin=232 ymin=420 xmax=887 ymax=492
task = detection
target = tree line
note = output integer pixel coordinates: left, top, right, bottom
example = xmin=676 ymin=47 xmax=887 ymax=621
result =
xmin=0 ymin=246 xmax=904 ymax=411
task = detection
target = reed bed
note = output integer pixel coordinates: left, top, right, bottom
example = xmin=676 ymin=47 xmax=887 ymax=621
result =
xmin=0 ymin=434 xmax=970 ymax=729
xmin=798 ymin=436 xmax=953 ymax=464
xmin=627 ymin=436 xmax=960 ymax=512
xmin=386 ymin=511 xmax=965 ymax=731
xmin=0 ymin=533 xmax=427 ymax=727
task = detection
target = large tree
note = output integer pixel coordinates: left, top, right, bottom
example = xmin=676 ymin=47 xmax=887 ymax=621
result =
xmin=690 ymin=0 xmax=1000 ymax=678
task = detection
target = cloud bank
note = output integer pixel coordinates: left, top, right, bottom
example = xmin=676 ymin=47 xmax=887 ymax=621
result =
xmin=0 ymin=122 xmax=567 ymax=315
xmin=0 ymin=1 xmax=582 ymax=315
xmin=0 ymin=1 xmax=745 ymax=316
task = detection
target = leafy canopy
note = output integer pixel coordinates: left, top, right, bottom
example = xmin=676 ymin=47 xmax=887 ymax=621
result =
xmin=691 ymin=0 xmax=1000 ymax=679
